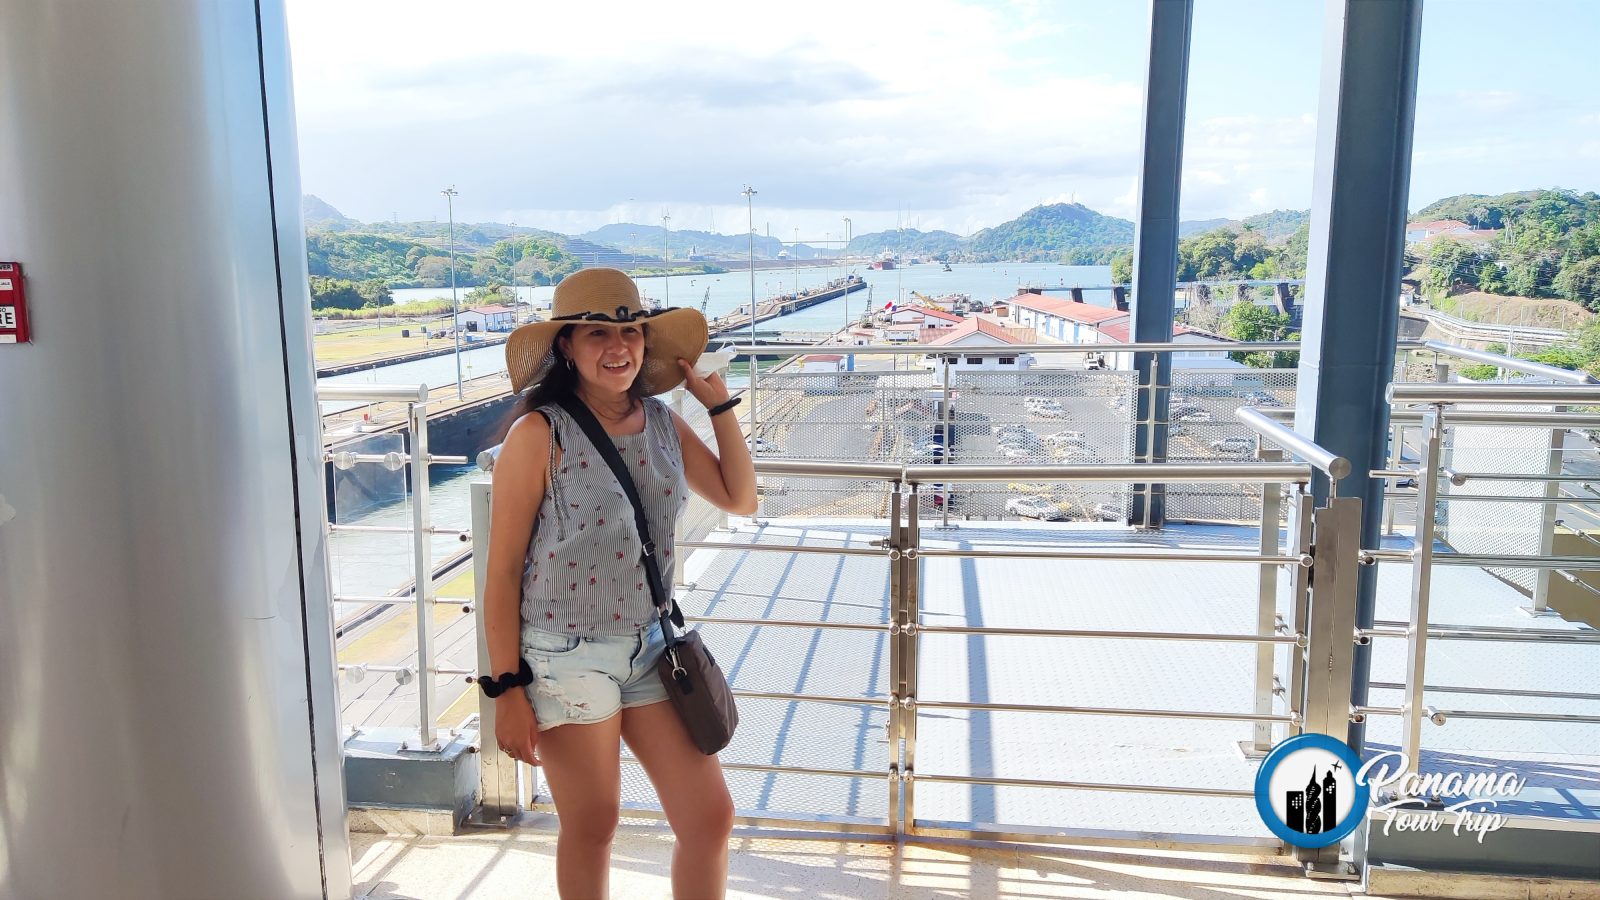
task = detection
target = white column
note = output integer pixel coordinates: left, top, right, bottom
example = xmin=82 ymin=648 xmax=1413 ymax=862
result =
xmin=0 ymin=1 xmax=349 ymax=897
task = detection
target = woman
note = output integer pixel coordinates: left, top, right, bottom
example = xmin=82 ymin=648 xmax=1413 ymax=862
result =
xmin=482 ymin=268 xmax=757 ymax=899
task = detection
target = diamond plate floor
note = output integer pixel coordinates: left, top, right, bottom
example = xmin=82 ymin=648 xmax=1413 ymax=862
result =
xmin=557 ymin=519 xmax=1598 ymax=842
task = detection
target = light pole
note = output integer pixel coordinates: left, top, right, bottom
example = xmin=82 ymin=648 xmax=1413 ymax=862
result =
xmin=442 ymin=186 xmax=462 ymax=400
xmin=842 ymin=216 xmax=852 ymax=334
xmin=508 ymin=220 xmax=519 ymax=325
xmin=742 ymin=185 xmax=758 ymax=467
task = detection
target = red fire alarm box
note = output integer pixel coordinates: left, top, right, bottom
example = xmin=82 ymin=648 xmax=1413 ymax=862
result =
xmin=0 ymin=262 xmax=29 ymax=343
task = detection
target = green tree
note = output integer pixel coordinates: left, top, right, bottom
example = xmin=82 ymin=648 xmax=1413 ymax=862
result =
xmin=1555 ymin=256 xmax=1600 ymax=310
xmin=1422 ymin=238 xmax=1480 ymax=298
xmin=1111 ymin=251 xmax=1132 ymax=285
xmin=1222 ymin=302 xmax=1297 ymax=368
xmin=308 ymin=276 xmax=365 ymax=310
xmin=1477 ymin=261 xmax=1507 ymax=295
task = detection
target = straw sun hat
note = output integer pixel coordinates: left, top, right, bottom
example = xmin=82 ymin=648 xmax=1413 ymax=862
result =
xmin=506 ymin=268 xmax=708 ymax=396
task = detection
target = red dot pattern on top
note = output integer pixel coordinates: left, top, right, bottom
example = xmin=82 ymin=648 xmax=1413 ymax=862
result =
xmin=518 ymin=397 xmax=689 ymax=636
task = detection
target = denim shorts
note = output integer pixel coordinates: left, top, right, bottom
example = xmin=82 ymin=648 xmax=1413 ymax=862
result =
xmin=520 ymin=623 xmax=670 ymax=730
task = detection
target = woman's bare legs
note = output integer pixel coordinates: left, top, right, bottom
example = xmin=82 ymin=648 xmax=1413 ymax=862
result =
xmin=536 ymin=715 xmax=623 ymax=899
xmin=622 ymin=700 xmax=735 ymax=899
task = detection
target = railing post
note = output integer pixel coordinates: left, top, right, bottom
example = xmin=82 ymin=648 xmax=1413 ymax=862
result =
xmin=902 ymin=483 xmax=922 ymax=833
xmin=1399 ymin=409 xmax=1444 ymax=780
xmin=886 ymin=482 xmax=905 ymax=834
xmin=941 ymin=356 xmax=952 ymax=528
xmin=1296 ymin=494 xmax=1362 ymax=875
xmin=1383 ymin=423 xmax=1402 ymax=536
xmin=471 ymin=480 xmax=519 ymax=821
xmin=1246 ymin=447 xmax=1284 ymax=756
xmin=406 ymin=400 xmax=439 ymax=751
xmin=1529 ymin=409 xmax=1564 ymax=616
xmin=1285 ymin=488 xmax=1315 ymax=737
xmin=672 ymin=385 xmax=688 ymax=587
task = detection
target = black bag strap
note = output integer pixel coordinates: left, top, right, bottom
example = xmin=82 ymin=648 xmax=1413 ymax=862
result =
xmin=555 ymin=396 xmax=685 ymax=636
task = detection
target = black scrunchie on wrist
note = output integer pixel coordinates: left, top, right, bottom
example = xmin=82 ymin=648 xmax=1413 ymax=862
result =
xmin=477 ymin=658 xmax=534 ymax=698
xmin=707 ymin=396 xmax=742 ymax=417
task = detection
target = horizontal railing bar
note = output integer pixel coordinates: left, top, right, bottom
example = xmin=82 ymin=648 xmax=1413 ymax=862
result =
xmin=913 ymin=623 xmax=1302 ymax=644
xmin=1390 ymin=383 xmax=1600 ymax=405
xmin=326 ymin=524 xmax=471 ymax=537
xmin=1433 ymin=709 xmax=1600 ymax=725
xmin=730 ymin=690 xmax=892 ymax=707
xmin=1236 ymin=407 xmax=1351 ymax=479
xmin=337 ymin=663 xmax=472 ymax=677
xmin=621 ymin=755 xmax=884 ymax=780
xmin=1434 ymin=552 xmax=1600 ymax=570
xmin=1361 ymin=548 xmax=1413 ymax=562
xmin=720 ymin=340 xmax=1302 ymax=356
xmin=333 ymin=594 xmax=473 ymax=606
xmin=902 ymin=462 xmax=1312 ymax=485
xmin=316 ymin=384 xmax=429 ymax=403
xmin=912 ymin=547 xmax=1307 ymax=565
xmin=685 ymin=616 xmax=889 ymax=632
xmin=1446 ymin=469 xmax=1600 ymax=484
xmin=909 ymin=772 xmax=1255 ymax=799
xmin=1353 ymin=705 xmax=1403 ymax=717
xmin=911 ymin=698 xmax=1297 ymax=724
xmin=753 ymin=459 xmax=905 ymax=479
xmin=1368 ymin=681 xmax=1600 ymax=703
xmin=1372 ymin=469 xmax=1416 ymax=479
xmin=1418 ymin=340 xmax=1597 ymax=384
xmin=1393 ymin=410 xmax=1600 ymax=428
xmin=676 ymin=540 xmax=887 ymax=558
xmin=324 ymin=452 xmax=469 ymax=466
xmin=1557 ymin=570 xmax=1600 ymax=599
xmin=907 ymin=820 xmax=1283 ymax=854
xmin=1366 ymin=621 xmax=1600 ymax=643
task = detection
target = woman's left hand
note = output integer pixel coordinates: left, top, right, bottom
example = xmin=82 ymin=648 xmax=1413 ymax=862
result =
xmin=677 ymin=358 xmax=731 ymax=410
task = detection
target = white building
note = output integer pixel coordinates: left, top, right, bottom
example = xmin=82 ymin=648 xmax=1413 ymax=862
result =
xmin=924 ymin=318 xmax=1034 ymax=371
xmin=455 ymin=304 xmax=515 ymax=332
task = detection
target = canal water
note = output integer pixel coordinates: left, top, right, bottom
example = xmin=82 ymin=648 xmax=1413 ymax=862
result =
xmin=328 ymin=261 xmax=1110 ymax=608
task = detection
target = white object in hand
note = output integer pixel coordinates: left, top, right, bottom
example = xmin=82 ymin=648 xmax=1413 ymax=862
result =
xmin=693 ymin=350 xmax=734 ymax=377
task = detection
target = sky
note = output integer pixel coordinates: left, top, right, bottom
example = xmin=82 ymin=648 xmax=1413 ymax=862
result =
xmin=285 ymin=0 xmax=1600 ymax=240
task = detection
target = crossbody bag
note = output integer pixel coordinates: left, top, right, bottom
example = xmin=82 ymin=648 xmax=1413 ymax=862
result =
xmin=555 ymin=395 xmax=739 ymax=755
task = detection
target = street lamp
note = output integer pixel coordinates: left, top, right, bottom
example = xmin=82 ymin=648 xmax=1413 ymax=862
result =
xmin=509 ymin=220 xmax=520 ymax=325
xmin=442 ymin=186 xmax=462 ymax=401
xmin=661 ymin=211 xmax=672 ymax=306
xmin=742 ymin=185 xmax=758 ymax=485
xmin=842 ymin=216 xmax=852 ymax=333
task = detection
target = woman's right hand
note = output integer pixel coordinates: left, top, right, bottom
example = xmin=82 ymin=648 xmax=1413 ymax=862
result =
xmin=495 ymin=692 xmax=540 ymax=766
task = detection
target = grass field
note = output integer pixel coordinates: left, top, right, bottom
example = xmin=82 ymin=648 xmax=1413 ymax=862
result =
xmin=313 ymin=322 xmax=450 ymax=366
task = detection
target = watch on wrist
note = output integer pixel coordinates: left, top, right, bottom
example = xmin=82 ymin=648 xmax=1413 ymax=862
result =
xmin=477 ymin=658 xmax=533 ymax=698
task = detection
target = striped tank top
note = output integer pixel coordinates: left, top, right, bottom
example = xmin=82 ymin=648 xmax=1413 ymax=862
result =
xmin=520 ymin=395 xmax=686 ymax=638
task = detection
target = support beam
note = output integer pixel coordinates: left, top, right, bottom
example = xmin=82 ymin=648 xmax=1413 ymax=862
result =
xmin=1295 ymin=0 xmax=1424 ymax=750
xmin=1129 ymin=0 xmax=1194 ymax=527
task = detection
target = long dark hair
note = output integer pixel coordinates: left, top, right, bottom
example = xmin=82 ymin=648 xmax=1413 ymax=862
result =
xmin=492 ymin=323 xmax=649 ymax=445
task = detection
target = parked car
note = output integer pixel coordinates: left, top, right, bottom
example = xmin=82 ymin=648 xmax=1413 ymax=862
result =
xmin=994 ymin=424 xmax=1035 ymax=438
xmin=749 ymin=437 xmax=782 ymax=454
xmin=1006 ymin=495 xmax=1066 ymax=521
xmin=1043 ymin=430 xmax=1087 ymax=447
xmin=1178 ymin=410 xmax=1213 ymax=423
xmin=1031 ymin=406 xmax=1069 ymax=419
xmin=1243 ymin=391 xmax=1282 ymax=407
xmin=1210 ymin=436 xmax=1254 ymax=455
xmin=1000 ymin=446 xmax=1043 ymax=460
xmin=1091 ymin=502 xmax=1121 ymax=521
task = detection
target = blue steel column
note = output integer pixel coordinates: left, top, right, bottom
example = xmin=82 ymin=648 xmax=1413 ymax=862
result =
xmin=1296 ymin=0 xmax=1424 ymax=749
xmin=1129 ymin=0 xmax=1193 ymax=527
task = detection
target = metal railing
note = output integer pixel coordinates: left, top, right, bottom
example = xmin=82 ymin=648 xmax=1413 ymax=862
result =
xmin=318 ymin=383 xmax=470 ymax=752
xmin=453 ymin=337 xmax=1596 ymax=869
xmin=468 ymin=438 xmax=1375 ymax=853
xmin=1370 ymin=379 xmax=1600 ymax=806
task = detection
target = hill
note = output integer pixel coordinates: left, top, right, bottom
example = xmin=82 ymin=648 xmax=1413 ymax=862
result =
xmin=302 ymin=194 xmax=352 ymax=225
xmin=967 ymin=203 xmax=1134 ymax=264
xmin=846 ymin=227 xmax=966 ymax=258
